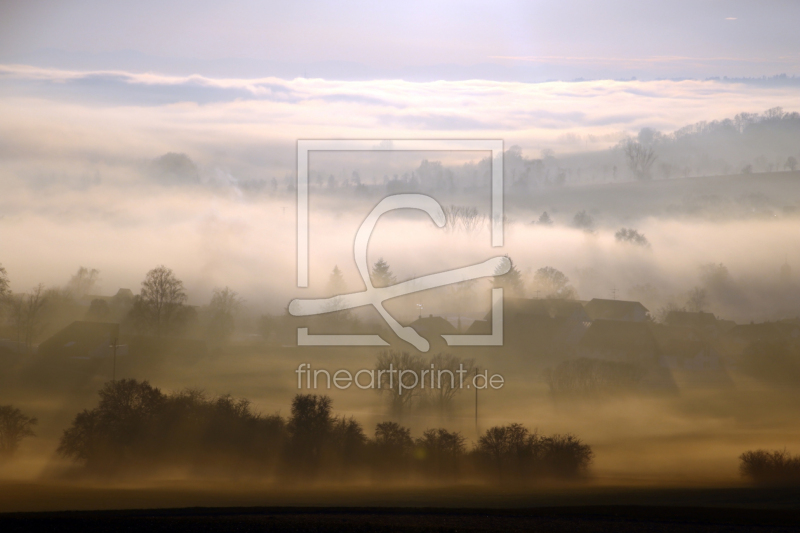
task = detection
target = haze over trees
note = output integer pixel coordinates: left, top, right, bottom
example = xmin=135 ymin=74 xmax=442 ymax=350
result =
xmin=0 ymin=405 xmax=37 ymax=462
xmin=130 ymin=265 xmax=188 ymax=336
xmin=371 ymin=258 xmax=396 ymax=288
xmin=531 ymin=267 xmax=577 ymax=300
xmin=615 ymin=228 xmax=650 ymax=248
xmin=206 ymin=287 xmax=243 ymax=345
xmin=492 ymin=257 xmax=524 ymax=296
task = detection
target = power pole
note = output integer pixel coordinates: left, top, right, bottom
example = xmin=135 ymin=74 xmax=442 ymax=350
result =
xmin=474 ymin=366 xmax=479 ymax=434
xmin=112 ymin=337 xmax=117 ymax=382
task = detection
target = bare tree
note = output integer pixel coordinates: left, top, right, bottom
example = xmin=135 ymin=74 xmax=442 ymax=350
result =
xmin=375 ymin=351 xmax=425 ymax=418
xmin=9 ymin=284 xmax=48 ymax=352
xmin=66 ymin=266 xmax=100 ymax=299
xmin=0 ymin=405 xmax=37 ymax=461
xmin=423 ymin=353 xmax=474 ymax=415
xmin=207 ymin=287 xmax=243 ymax=344
xmin=623 ymin=140 xmax=657 ymax=180
xmin=134 ymin=265 xmax=187 ymax=336
xmin=443 ymin=205 xmax=486 ymax=235
xmin=685 ymin=287 xmax=708 ymax=312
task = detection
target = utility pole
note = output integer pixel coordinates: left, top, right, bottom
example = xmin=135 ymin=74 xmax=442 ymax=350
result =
xmin=474 ymin=366 xmax=479 ymax=434
xmin=111 ymin=337 xmax=118 ymax=382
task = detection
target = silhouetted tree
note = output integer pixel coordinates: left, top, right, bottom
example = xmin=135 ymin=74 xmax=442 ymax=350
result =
xmin=740 ymin=449 xmax=800 ymax=485
xmin=423 ymin=353 xmax=474 ymax=416
xmin=623 ymin=140 xmax=657 ymax=180
xmin=8 ymin=284 xmax=48 ymax=352
xmin=327 ymin=265 xmax=347 ymax=295
xmin=415 ymin=428 xmax=465 ymax=479
xmin=372 ymin=421 xmax=414 ymax=476
xmin=131 ymin=265 xmax=187 ymax=336
xmin=0 ymin=405 xmax=37 ymax=461
xmin=375 ymin=351 xmax=425 ymax=417
xmin=66 ymin=266 xmax=99 ymax=299
xmin=785 ymin=156 xmax=798 ymax=172
xmin=371 ymin=258 xmax=396 ymax=288
xmin=476 ymin=423 xmax=540 ymax=481
xmin=330 ymin=416 xmax=367 ymax=472
xmin=58 ymin=380 xmax=285 ymax=474
xmin=685 ymin=287 xmax=708 ymax=312
xmin=492 ymin=256 xmax=524 ymax=296
xmin=207 ymin=287 xmax=242 ymax=344
xmin=286 ymin=394 xmax=335 ymax=475
xmin=615 ymin=228 xmax=650 ymax=248
xmin=537 ymin=211 xmax=553 ymax=226
xmin=532 ymin=266 xmax=577 ymax=299
xmin=539 ymin=434 xmax=593 ymax=477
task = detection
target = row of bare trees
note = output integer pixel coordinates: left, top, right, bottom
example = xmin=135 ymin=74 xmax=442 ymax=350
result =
xmin=56 ymin=381 xmax=593 ymax=482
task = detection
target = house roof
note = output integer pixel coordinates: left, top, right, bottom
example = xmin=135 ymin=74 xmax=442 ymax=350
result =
xmin=409 ymin=315 xmax=458 ymax=335
xmin=38 ymin=321 xmax=119 ymax=358
xmin=583 ymin=299 xmax=649 ymax=320
xmin=483 ymin=297 xmax=588 ymax=321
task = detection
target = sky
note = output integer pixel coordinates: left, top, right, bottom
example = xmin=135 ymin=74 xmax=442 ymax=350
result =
xmin=2 ymin=1 xmax=800 ymax=80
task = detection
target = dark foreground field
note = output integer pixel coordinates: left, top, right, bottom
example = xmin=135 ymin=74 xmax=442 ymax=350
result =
xmin=2 ymin=484 xmax=800 ymax=532
xmin=3 ymin=505 xmax=800 ymax=532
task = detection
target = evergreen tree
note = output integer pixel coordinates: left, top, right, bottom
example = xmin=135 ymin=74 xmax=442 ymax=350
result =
xmin=537 ymin=211 xmax=553 ymax=226
xmin=371 ymin=258 xmax=396 ymax=288
xmin=492 ymin=256 xmax=524 ymax=296
xmin=327 ymin=265 xmax=347 ymax=295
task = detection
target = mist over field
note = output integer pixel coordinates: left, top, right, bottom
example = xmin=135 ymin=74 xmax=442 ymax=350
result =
xmin=3 ymin=1 xmax=800 ymax=520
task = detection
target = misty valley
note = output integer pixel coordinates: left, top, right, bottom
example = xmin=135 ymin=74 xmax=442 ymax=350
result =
xmin=2 ymin=108 xmax=800 ymax=506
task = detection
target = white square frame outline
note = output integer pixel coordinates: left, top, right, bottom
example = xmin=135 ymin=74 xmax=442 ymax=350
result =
xmin=295 ymin=139 xmax=504 ymax=348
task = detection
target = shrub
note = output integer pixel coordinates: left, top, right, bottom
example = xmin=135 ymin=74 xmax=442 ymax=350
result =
xmin=58 ymin=379 xmax=286 ymax=474
xmin=474 ymin=424 xmax=592 ymax=481
xmin=740 ymin=449 xmax=800 ymax=485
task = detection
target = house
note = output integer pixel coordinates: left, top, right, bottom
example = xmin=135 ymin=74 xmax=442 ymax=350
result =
xmin=38 ymin=321 xmax=128 ymax=359
xmin=467 ymin=298 xmax=591 ymax=357
xmin=409 ymin=315 xmax=458 ymax=342
xmin=583 ymin=298 xmax=649 ymax=322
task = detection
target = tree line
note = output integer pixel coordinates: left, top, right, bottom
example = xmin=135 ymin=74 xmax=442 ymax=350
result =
xmin=0 ymin=263 xmax=243 ymax=351
xmin=54 ymin=379 xmax=593 ymax=483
